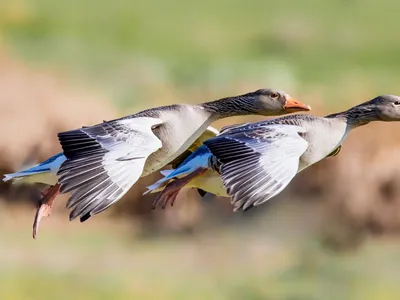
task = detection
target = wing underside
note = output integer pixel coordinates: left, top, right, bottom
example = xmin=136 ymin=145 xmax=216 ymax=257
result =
xmin=58 ymin=117 xmax=163 ymax=221
xmin=204 ymin=124 xmax=308 ymax=211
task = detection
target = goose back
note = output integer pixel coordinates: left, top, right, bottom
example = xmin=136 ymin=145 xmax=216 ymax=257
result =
xmin=134 ymin=104 xmax=214 ymax=176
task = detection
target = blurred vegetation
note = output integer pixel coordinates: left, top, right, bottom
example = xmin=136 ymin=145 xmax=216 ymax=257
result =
xmin=1 ymin=0 xmax=400 ymax=299
xmin=1 ymin=214 xmax=400 ymax=300
xmin=2 ymin=0 xmax=400 ymax=108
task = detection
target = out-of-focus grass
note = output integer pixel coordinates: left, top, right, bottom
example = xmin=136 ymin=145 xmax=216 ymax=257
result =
xmin=2 ymin=0 xmax=400 ymax=108
xmin=1 ymin=211 xmax=400 ymax=300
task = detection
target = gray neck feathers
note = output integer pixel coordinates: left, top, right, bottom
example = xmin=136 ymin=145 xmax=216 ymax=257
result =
xmin=325 ymin=104 xmax=380 ymax=128
xmin=200 ymin=94 xmax=258 ymax=119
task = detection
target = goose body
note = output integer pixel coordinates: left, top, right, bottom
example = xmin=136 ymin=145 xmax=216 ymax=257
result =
xmin=4 ymin=89 xmax=311 ymax=225
xmin=150 ymin=95 xmax=400 ymax=211
xmin=148 ymin=114 xmax=348 ymax=203
xmin=267 ymin=114 xmax=350 ymax=171
xmin=136 ymin=104 xmax=213 ymax=175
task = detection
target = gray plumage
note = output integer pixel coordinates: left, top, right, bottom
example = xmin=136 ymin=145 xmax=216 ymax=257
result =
xmin=154 ymin=94 xmax=400 ymax=211
xmin=57 ymin=89 xmax=310 ymax=221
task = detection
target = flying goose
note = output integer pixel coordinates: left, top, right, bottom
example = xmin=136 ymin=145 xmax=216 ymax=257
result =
xmin=149 ymin=94 xmax=400 ymax=211
xmin=3 ymin=89 xmax=310 ymax=237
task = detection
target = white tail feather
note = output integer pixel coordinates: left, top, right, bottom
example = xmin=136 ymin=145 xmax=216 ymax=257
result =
xmin=160 ymin=170 xmax=174 ymax=176
xmin=2 ymin=153 xmax=66 ymax=185
xmin=3 ymin=174 xmax=18 ymax=182
xmin=145 ymin=147 xmax=212 ymax=195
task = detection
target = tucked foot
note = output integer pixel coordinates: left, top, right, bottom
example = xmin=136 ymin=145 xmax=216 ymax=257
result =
xmin=152 ymin=167 xmax=207 ymax=209
xmin=152 ymin=183 xmax=182 ymax=209
xmin=32 ymin=183 xmax=61 ymax=239
xmin=162 ymin=189 xmax=180 ymax=209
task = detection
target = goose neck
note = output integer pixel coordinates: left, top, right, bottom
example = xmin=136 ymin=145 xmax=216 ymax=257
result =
xmin=200 ymin=95 xmax=259 ymax=119
xmin=325 ymin=104 xmax=380 ymax=128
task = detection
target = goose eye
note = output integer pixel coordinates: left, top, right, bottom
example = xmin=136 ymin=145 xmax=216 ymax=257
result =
xmin=394 ymin=101 xmax=400 ymax=106
xmin=270 ymin=92 xmax=279 ymax=99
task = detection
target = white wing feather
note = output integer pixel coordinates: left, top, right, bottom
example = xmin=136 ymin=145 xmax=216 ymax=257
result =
xmin=58 ymin=117 xmax=162 ymax=221
xmin=204 ymin=124 xmax=308 ymax=211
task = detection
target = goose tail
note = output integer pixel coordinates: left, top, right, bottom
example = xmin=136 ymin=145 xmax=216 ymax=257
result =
xmin=3 ymin=153 xmax=66 ymax=185
xmin=145 ymin=145 xmax=212 ymax=195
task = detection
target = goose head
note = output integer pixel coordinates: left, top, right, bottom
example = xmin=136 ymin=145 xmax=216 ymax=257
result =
xmin=370 ymin=95 xmax=400 ymax=121
xmin=250 ymin=89 xmax=311 ymax=116
xmin=341 ymin=95 xmax=400 ymax=124
xmin=201 ymin=88 xmax=311 ymax=118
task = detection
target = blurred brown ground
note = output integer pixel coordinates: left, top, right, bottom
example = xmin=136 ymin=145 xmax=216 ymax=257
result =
xmin=1 ymin=49 xmax=400 ymax=250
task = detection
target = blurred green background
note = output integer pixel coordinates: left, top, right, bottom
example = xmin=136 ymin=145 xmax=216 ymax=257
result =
xmin=3 ymin=0 xmax=400 ymax=107
xmin=1 ymin=0 xmax=400 ymax=299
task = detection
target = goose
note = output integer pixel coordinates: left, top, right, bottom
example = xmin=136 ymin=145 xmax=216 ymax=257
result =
xmin=3 ymin=89 xmax=311 ymax=237
xmin=149 ymin=94 xmax=400 ymax=211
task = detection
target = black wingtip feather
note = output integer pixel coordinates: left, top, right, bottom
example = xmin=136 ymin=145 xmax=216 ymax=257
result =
xmin=243 ymin=204 xmax=255 ymax=212
xmin=197 ymin=189 xmax=207 ymax=197
xmin=58 ymin=127 xmax=107 ymax=159
xmin=80 ymin=213 xmax=92 ymax=222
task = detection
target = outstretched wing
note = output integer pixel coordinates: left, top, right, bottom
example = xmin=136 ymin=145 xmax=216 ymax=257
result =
xmin=204 ymin=124 xmax=308 ymax=211
xmin=58 ymin=117 xmax=163 ymax=221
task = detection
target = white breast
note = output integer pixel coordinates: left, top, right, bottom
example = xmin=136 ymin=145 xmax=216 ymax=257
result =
xmin=298 ymin=118 xmax=350 ymax=172
xmin=142 ymin=105 xmax=213 ymax=176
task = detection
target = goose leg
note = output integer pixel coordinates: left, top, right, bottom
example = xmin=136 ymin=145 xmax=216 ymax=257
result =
xmin=152 ymin=168 xmax=207 ymax=209
xmin=161 ymin=190 xmax=180 ymax=209
xmin=32 ymin=183 xmax=61 ymax=239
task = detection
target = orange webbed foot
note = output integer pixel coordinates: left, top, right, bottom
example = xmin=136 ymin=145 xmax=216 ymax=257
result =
xmin=152 ymin=168 xmax=207 ymax=209
xmin=32 ymin=183 xmax=61 ymax=239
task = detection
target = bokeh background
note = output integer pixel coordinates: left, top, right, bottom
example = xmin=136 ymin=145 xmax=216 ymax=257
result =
xmin=1 ymin=0 xmax=400 ymax=299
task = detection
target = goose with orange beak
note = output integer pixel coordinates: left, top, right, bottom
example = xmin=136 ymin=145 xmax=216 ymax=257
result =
xmin=149 ymin=95 xmax=400 ymax=211
xmin=3 ymin=89 xmax=310 ymax=237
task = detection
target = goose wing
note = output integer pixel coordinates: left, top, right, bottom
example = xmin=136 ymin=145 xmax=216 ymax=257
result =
xmin=204 ymin=124 xmax=308 ymax=211
xmin=57 ymin=117 xmax=163 ymax=221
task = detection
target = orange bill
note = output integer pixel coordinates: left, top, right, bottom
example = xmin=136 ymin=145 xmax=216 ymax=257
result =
xmin=284 ymin=96 xmax=311 ymax=112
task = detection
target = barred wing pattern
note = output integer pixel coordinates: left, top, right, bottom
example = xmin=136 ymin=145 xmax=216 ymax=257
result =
xmin=58 ymin=117 xmax=163 ymax=222
xmin=204 ymin=124 xmax=308 ymax=211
